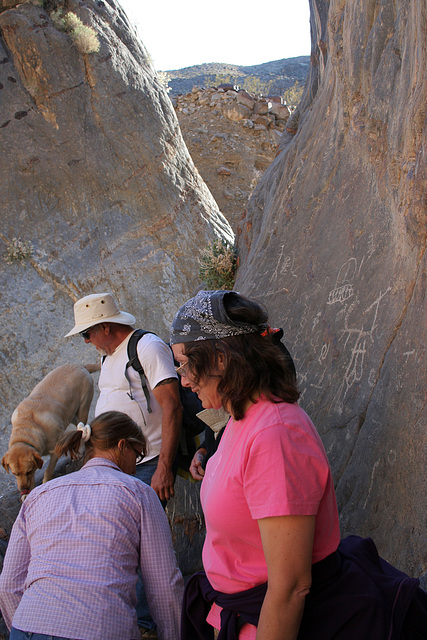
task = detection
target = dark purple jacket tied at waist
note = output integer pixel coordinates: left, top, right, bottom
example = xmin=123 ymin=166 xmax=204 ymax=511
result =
xmin=181 ymin=536 xmax=427 ymax=640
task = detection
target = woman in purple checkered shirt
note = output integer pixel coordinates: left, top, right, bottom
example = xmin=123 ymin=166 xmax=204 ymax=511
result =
xmin=0 ymin=410 xmax=184 ymax=640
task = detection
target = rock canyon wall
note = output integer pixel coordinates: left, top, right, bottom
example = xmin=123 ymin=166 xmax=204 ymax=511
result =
xmin=237 ymin=0 xmax=426 ymax=582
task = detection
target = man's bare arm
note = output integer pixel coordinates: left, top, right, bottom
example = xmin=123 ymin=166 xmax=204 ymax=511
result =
xmin=150 ymin=379 xmax=182 ymax=502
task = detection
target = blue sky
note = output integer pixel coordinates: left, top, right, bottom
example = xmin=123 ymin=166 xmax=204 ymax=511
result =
xmin=118 ymin=0 xmax=311 ymax=71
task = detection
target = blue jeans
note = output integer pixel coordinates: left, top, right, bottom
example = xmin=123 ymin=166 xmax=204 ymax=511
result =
xmin=134 ymin=456 xmax=160 ymax=494
xmin=10 ymin=629 xmax=74 ymax=640
xmin=134 ymin=456 xmax=159 ymax=631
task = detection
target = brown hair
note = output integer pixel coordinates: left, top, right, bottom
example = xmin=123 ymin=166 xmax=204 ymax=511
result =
xmin=54 ymin=411 xmax=146 ymax=463
xmin=184 ymin=294 xmax=299 ymax=420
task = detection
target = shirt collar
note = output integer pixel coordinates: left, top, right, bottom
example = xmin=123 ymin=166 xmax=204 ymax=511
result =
xmin=83 ymin=457 xmax=121 ymax=472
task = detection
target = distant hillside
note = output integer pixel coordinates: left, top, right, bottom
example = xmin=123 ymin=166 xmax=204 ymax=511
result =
xmin=166 ymin=56 xmax=310 ymax=97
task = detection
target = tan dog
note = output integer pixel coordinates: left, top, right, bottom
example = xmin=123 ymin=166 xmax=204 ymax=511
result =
xmin=1 ymin=363 xmax=99 ymax=499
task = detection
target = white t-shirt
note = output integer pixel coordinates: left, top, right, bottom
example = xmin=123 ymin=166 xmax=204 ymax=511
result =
xmin=95 ymin=331 xmax=178 ymax=461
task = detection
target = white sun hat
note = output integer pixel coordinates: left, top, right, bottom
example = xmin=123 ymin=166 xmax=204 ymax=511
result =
xmin=65 ymin=293 xmax=136 ymax=337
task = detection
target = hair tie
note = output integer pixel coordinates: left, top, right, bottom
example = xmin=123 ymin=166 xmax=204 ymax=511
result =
xmin=260 ymin=324 xmax=272 ymax=337
xmin=76 ymin=422 xmax=92 ymax=443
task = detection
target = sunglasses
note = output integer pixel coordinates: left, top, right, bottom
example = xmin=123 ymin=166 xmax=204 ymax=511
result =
xmin=175 ymin=361 xmax=190 ymax=378
xmin=128 ymin=442 xmax=145 ymax=464
xmin=79 ymin=325 xmax=99 ymax=340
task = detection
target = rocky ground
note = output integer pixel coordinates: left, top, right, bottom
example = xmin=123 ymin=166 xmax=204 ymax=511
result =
xmin=173 ymin=84 xmax=295 ymax=231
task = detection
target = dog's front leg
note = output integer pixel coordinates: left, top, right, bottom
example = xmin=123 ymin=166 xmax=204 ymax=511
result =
xmin=43 ymin=451 xmax=59 ymax=483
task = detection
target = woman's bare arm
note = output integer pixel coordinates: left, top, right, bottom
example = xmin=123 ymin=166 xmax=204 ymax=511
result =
xmin=256 ymin=515 xmax=315 ymax=640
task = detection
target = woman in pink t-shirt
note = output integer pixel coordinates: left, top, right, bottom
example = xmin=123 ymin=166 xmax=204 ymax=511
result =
xmin=170 ymin=290 xmax=340 ymax=640
xmin=170 ymin=290 xmax=427 ymax=640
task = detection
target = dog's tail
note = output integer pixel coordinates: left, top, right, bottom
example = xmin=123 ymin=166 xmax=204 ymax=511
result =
xmin=84 ymin=363 xmax=101 ymax=373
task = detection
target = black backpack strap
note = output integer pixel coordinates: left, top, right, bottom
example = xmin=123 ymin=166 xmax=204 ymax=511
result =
xmin=126 ymin=329 xmax=154 ymax=414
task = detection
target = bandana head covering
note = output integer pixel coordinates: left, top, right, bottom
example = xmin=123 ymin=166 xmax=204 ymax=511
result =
xmin=170 ymin=290 xmax=266 ymax=344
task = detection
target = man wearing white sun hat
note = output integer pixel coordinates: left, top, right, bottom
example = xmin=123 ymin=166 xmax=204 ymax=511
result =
xmin=65 ymin=292 xmax=182 ymax=635
xmin=65 ymin=292 xmax=182 ymax=502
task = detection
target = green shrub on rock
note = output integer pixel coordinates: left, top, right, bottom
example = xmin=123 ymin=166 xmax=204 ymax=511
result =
xmin=199 ymin=239 xmax=237 ymax=290
xmin=51 ymin=9 xmax=100 ymax=55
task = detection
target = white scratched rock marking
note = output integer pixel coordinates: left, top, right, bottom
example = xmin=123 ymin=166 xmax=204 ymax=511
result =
xmin=318 ymin=343 xmax=330 ymax=364
xmin=295 ymin=303 xmax=309 ymax=347
xmin=388 ymin=450 xmax=397 ymax=465
xmin=367 ymin=234 xmax=375 ymax=258
xmin=326 ymin=257 xmax=364 ymax=306
xmin=364 ymin=459 xmax=380 ymax=509
xmin=312 ymin=311 xmax=322 ymax=331
xmin=259 ymin=247 xmax=299 ymax=299
xmin=347 ymin=338 xmax=366 ymax=386
xmin=272 ymin=246 xmax=298 ymax=282
xmin=403 ymin=350 xmax=415 ymax=364
xmin=333 ymin=287 xmax=392 ymax=413
xmin=327 ymin=283 xmax=354 ymax=304
xmin=368 ymin=368 xmax=377 ymax=387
